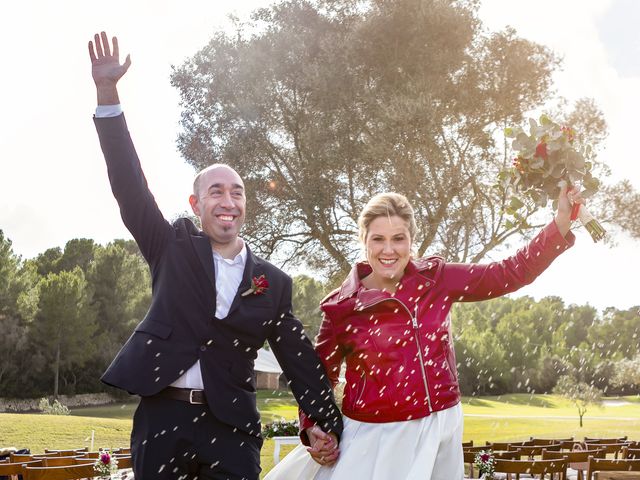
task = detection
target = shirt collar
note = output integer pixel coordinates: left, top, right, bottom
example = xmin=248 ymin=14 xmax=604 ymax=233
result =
xmin=212 ymin=241 xmax=247 ymax=266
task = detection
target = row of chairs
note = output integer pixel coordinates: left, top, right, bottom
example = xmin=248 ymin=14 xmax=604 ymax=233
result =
xmin=463 ymin=437 xmax=640 ymax=479
xmin=0 ymin=447 xmax=132 ymax=479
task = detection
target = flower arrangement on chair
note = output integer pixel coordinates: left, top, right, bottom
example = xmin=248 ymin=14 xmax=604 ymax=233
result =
xmin=474 ymin=450 xmax=495 ymax=479
xmin=262 ymin=419 xmax=300 ymax=438
xmin=94 ymin=449 xmax=119 ymax=478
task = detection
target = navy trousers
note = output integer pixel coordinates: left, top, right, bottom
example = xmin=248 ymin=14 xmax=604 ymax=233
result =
xmin=131 ymin=396 xmax=263 ymax=479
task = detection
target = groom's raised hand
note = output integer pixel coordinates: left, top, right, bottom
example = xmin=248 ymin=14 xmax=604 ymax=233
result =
xmin=88 ymin=32 xmax=131 ymax=105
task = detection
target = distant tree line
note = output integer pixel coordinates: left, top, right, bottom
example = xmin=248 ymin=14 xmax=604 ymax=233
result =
xmin=1 ymin=229 xmax=638 ymax=399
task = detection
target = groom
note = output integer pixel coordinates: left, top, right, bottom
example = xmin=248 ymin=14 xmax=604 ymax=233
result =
xmin=89 ymin=32 xmax=342 ymax=479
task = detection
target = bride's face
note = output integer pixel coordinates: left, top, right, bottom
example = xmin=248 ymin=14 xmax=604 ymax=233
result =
xmin=365 ymin=215 xmax=412 ymax=286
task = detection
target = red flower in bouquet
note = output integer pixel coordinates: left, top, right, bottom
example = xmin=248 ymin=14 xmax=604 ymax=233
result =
xmin=535 ymin=141 xmax=548 ymax=160
xmin=241 ymin=274 xmax=269 ymax=296
xmin=501 ymin=115 xmax=606 ymax=242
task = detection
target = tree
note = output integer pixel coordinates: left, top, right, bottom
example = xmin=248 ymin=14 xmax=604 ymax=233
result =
xmin=57 ymin=238 xmax=96 ymax=274
xmin=611 ymin=355 xmax=640 ymax=393
xmin=30 ymin=268 xmax=97 ymax=398
xmin=0 ymin=231 xmax=37 ymax=395
xmin=87 ymin=242 xmax=151 ymax=364
xmin=553 ymin=374 xmax=602 ymax=427
xmin=171 ymin=0 xmax=638 ymax=279
xmin=291 ymin=274 xmax=328 ymax=342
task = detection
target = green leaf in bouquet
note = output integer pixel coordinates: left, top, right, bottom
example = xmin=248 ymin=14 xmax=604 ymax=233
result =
xmin=504 ymin=127 xmax=515 ymax=137
xmin=529 ymin=117 xmax=538 ymax=133
xmin=568 ymin=171 xmax=583 ymax=184
xmin=584 ymin=161 xmax=592 ymax=172
xmin=530 ymin=156 xmax=544 ymax=170
xmin=582 ymin=176 xmax=600 ymax=193
xmin=509 ymin=196 xmax=525 ymax=210
xmin=550 ymin=162 xmax=565 ymax=178
xmin=533 ymin=190 xmax=549 ymax=208
xmin=567 ymin=150 xmax=585 ymax=171
xmin=547 ymin=136 xmax=565 ymax=151
xmin=542 ymin=176 xmax=561 ymax=197
xmin=539 ymin=114 xmax=552 ymax=125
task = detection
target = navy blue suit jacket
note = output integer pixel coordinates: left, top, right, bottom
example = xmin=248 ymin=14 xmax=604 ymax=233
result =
xmin=94 ymin=114 xmax=342 ymax=439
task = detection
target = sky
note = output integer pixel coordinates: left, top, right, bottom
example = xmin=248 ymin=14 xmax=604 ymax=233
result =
xmin=0 ymin=0 xmax=638 ymax=313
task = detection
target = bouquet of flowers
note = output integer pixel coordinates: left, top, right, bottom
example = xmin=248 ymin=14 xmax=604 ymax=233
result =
xmin=474 ymin=450 xmax=495 ymax=479
xmin=94 ymin=449 xmax=119 ymax=478
xmin=502 ymin=114 xmax=606 ymax=242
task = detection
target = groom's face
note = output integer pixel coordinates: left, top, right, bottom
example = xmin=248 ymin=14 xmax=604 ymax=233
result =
xmin=189 ymin=166 xmax=246 ymax=245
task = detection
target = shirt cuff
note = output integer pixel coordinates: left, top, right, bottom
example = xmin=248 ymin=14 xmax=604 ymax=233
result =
xmin=95 ymin=104 xmax=123 ymax=118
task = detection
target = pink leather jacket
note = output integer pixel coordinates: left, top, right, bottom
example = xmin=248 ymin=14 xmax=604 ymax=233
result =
xmin=301 ymin=221 xmax=574 ymax=431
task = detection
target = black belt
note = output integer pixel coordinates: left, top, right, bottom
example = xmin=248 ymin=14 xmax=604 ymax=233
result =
xmin=155 ymin=387 xmax=207 ymax=405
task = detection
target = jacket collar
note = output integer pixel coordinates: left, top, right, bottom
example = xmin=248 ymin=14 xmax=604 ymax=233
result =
xmin=336 ymin=258 xmax=438 ymax=309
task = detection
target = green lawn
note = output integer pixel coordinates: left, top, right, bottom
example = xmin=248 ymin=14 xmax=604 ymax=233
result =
xmin=2 ymin=393 xmax=640 ymax=478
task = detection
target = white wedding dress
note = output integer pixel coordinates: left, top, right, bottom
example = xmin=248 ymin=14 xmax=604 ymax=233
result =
xmin=264 ymin=403 xmax=464 ymax=480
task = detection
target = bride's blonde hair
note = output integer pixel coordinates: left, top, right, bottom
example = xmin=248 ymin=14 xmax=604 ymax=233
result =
xmin=357 ymin=192 xmax=417 ymax=244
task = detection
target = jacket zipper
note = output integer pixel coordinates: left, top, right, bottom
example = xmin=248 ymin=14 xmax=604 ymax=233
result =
xmin=358 ymin=297 xmax=432 ymax=413
xmin=411 ymin=303 xmax=432 ymax=412
xmin=353 ymin=371 xmax=367 ymax=409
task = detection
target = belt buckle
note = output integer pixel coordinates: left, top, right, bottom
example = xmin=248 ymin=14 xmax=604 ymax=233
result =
xmin=189 ymin=389 xmax=204 ymax=405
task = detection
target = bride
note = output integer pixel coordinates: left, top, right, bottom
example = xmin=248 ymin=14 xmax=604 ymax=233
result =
xmin=266 ymin=186 xmax=581 ymax=480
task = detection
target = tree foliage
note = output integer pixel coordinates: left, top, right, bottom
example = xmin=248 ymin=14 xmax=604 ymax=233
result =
xmin=31 ymin=268 xmax=97 ymax=398
xmin=171 ymin=0 xmax=638 ymax=279
xmin=553 ymin=374 xmax=603 ymax=427
xmin=291 ymin=274 xmax=326 ymax=341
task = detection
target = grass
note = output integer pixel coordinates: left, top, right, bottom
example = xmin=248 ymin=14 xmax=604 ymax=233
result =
xmin=3 ymin=393 xmax=640 ymax=478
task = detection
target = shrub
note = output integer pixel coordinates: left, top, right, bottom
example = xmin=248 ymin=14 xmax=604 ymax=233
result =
xmin=38 ymin=398 xmax=70 ymax=415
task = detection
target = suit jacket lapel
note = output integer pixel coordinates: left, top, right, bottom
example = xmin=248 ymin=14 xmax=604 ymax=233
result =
xmin=227 ymin=245 xmax=263 ymax=318
xmin=193 ymin=234 xmax=216 ymax=290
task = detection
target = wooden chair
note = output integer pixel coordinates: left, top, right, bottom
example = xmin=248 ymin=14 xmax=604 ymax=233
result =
xmin=22 ymin=459 xmax=133 ymax=480
xmin=531 ymin=438 xmax=574 ymax=446
xmin=115 ymin=456 xmax=133 ymax=469
xmin=586 ymin=457 xmax=640 ymax=480
xmin=543 ymin=448 xmax=605 ymax=480
xmin=75 ymin=451 xmax=100 ymax=459
xmin=488 ymin=441 xmax=535 ymax=451
xmin=623 ymin=448 xmax=640 ymax=459
xmin=590 ymin=444 xmax=630 ymax=460
xmin=584 ymin=437 xmax=627 ymax=445
xmin=40 ymin=457 xmax=81 ymax=467
xmin=0 ymin=460 xmax=43 ymax=478
xmin=43 ymin=448 xmax=88 ymax=456
xmin=494 ymin=458 xmax=567 ymax=479
xmin=510 ymin=444 xmax=562 ymax=460
xmin=466 ymin=445 xmax=502 ymax=453
xmin=9 ymin=453 xmax=35 ymax=463
xmin=462 ymin=440 xmax=474 ymax=448
xmin=464 ymin=450 xmax=521 ymax=478
xmin=22 ymin=463 xmax=98 ymax=480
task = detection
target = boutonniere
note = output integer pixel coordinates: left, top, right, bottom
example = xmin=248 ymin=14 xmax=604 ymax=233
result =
xmin=241 ymin=274 xmax=269 ymax=296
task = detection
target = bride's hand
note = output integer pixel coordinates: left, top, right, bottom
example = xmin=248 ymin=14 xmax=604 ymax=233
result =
xmin=306 ymin=426 xmax=340 ymax=466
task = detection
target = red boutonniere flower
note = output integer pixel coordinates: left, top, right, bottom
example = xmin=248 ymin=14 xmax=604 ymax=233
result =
xmin=241 ymin=274 xmax=269 ymax=296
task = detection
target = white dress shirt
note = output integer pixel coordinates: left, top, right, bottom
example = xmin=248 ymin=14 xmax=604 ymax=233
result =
xmin=171 ymin=243 xmax=247 ymax=389
xmin=95 ymin=104 xmax=248 ymax=390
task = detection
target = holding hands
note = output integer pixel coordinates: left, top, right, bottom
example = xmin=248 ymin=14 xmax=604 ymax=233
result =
xmin=88 ymin=32 xmax=131 ymax=105
xmin=306 ymin=425 xmax=340 ymax=466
